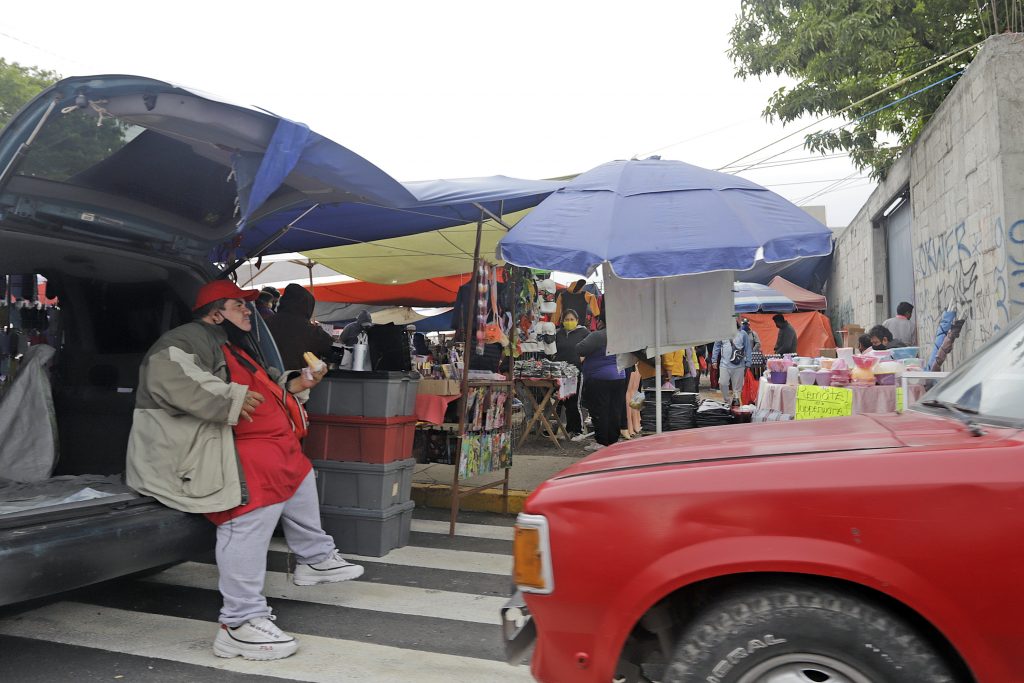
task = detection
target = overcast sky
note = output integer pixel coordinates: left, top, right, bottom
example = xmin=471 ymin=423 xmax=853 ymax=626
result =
xmin=0 ymin=1 xmax=876 ymax=227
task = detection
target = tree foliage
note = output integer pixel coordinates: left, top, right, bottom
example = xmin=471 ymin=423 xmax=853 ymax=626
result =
xmin=728 ymin=1 xmax=1018 ymax=179
xmin=0 ymin=58 xmax=127 ymax=180
xmin=0 ymin=58 xmax=58 ymax=128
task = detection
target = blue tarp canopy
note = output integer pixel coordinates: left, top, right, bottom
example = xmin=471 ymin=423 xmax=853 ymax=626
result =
xmin=234 ymin=119 xmax=418 ymax=229
xmin=409 ymin=309 xmax=455 ymax=333
xmin=734 ymin=282 xmax=796 ymax=313
xmin=498 ymin=159 xmax=835 ymax=279
xmin=241 ymin=176 xmax=564 ymax=255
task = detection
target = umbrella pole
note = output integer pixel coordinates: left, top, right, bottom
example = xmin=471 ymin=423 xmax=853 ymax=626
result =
xmin=655 ymin=279 xmax=662 ymax=434
xmin=450 ymin=210 xmax=485 ymax=536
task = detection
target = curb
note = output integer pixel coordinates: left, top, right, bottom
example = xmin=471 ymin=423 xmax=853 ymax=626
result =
xmin=411 ymin=482 xmax=529 ymax=515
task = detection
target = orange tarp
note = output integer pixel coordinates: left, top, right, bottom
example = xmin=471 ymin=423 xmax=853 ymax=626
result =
xmin=745 ymin=312 xmax=836 ymax=357
xmin=308 ymin=273 xmax=471 ymax=307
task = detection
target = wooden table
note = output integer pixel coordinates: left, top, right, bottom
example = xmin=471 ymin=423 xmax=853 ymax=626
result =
xmin=516 ymin=378 xmax=569 ymax=449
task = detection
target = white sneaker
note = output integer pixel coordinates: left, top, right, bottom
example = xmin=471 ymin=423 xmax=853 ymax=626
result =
xmin=293 ymin=549 xmax=365 ymax=586
xmin=213 ymin=615 xmax=298 ymax=660
xmin=571 ymin=431 xmax=594 ymax=442
xmin=583 ymin=442 xmax=604 ymax=452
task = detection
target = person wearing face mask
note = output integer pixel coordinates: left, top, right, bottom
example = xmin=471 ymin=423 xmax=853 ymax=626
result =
xmin=549 ymin=309 xmax=589 ymax=437
xmin=127 ymin=280 xmax=363 ymax=662
xmin=868 ymin=324 xmax=906 ymax=350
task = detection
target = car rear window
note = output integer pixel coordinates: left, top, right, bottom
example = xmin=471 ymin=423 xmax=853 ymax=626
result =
xmin=17 ymin=108 xmax=238 ymax=228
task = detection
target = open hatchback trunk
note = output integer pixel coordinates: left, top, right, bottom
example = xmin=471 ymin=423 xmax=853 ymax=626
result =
xmin=0 ymin=74 xmax=411 ymax=606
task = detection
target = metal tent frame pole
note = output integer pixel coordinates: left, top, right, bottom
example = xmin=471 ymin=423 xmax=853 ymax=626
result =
xmin=655 ymin=279 xmax=663 ymax=434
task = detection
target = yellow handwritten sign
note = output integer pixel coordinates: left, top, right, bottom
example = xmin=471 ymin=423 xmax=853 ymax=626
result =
xmin=795 ymin=385 xmax=854 ymax=420
xmin=896 ymin=387 xmax=904 ymax=413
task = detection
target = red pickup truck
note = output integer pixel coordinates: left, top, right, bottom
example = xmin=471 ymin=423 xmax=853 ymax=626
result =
xmin=503 ymin=317 xmax=1024 ymax=683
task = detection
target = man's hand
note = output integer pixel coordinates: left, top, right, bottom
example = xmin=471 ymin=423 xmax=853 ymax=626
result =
xmin=288 ymin=365 xmax=327 ymax=394
xmin=240 ymin=390 xmax=265 ymax=422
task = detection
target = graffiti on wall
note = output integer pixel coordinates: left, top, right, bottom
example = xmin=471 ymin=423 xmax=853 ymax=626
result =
xmin=1007 ymin=217 xmax=1024 ymax=311
xmin=914 ymin=221 xmax=986 ymax=362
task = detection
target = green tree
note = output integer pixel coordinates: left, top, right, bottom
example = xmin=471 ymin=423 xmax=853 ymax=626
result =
xmin=0 ymin=58 xmax=58 ymax=128
xmin=0 ymin=57 xmax=128 ymax=180
xmin=728 ymin=1 xmax=1020 ymax=179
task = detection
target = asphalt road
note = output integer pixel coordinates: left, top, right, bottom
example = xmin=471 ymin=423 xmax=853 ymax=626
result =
xmin=0 ymin=509 xmax=532 ymax=683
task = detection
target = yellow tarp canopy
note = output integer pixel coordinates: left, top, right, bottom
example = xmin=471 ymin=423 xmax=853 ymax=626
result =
xmin=300 ymin=208 xmax=532 ymax=284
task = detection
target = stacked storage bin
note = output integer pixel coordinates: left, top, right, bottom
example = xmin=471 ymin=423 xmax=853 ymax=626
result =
xmin=303 ymin=370 xmax=420 ymax=556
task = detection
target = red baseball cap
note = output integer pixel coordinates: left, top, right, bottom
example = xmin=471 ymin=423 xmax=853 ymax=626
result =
xmin=193 ymin=280 xmax=259 ymax=311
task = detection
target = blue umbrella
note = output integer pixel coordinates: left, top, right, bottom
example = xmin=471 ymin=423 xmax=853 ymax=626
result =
xmin=497 ymin=158 xmax=833 ymax=278
xmin=926 ymin=309 xmax=957 ymax=371
xmin=734 ymin=282 xmax=796 ymax=314
xmin=497 ymin=158 xmax=833 ymax=433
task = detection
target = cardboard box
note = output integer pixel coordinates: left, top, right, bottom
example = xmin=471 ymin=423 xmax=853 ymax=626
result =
xmin=417 ymin=379 xmax=461 ymax=396
xmin=840 ymin=324 xmax=865 ymax=348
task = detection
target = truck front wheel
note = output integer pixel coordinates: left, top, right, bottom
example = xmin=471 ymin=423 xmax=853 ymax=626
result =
xmin=662 ymin=583 xmax=961 ymax=683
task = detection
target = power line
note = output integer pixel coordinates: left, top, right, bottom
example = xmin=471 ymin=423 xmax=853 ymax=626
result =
xmin=720 ymin=152 xmax=850 ymax=172
xmin=726 ymin=69 xmax=965 ymax=176
xmin=0 ymin=29 xmax=87 ymax=70
xmin=798 ymin=181 xmax=876 ymax=203
xmin=714 ymin=40 xmax=985 ymax=173
xmin=796 ymin=171 xmax=865 ymax=204
xmin=762 ymin=175 xmax=870 ymax=188
xmin=634 ymin=118 xmax=757 ymax=158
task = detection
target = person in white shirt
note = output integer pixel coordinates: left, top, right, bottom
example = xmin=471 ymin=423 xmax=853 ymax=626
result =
xmin=883 ymin=302 xmax=916 ymax=346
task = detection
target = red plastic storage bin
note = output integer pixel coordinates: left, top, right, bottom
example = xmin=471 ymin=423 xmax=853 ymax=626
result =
xmin=303 ymin=414 xmax=417 ymax=464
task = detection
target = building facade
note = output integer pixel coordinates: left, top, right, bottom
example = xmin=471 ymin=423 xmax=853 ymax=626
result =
xmin=829 ymin=34 xmax=1024 ymax=367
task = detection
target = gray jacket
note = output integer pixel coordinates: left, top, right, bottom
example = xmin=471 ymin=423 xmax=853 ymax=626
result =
xmin=127 ymin=322 xmax=258 ymax=513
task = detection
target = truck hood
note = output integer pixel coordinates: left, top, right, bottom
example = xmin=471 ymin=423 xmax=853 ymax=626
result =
xmin=0 ymin=75 xmax=414 ymax=258
xmin=554 ymin=412 xmax=964 ymax=480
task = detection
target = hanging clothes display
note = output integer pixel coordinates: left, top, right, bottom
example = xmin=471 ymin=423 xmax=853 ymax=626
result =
xmin=457 ymin=383 xmax=512 ymax=478
xmin=553 ymin=279 xmax=601 ymax=328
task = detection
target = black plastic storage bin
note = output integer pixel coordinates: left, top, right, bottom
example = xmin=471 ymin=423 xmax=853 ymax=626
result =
xmin=306 ymin=370 xmax=419 ymax=418
xmin=312 ymin=458 xmax=414 ymax=509
xmin=319 ymin=500 xmax=414 ymax=557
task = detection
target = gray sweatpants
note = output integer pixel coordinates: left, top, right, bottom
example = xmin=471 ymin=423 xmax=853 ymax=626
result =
xmin=215 ymin=471 xmax=335 ymax=626
xmin=719 ymin=365 xmax=745 ymax=403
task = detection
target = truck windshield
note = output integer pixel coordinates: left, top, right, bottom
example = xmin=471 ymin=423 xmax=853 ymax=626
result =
xmin=916 ymin=314 xmax=1024 ymax=427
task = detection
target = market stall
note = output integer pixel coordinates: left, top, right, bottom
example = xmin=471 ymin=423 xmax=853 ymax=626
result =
xmin=753 ymin=347 xmax=928 ymax=421
xmin=239 ymin=177 xmax=564 ymax=536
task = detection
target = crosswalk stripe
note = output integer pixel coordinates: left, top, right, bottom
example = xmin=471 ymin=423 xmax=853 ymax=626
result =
xmin=268 ymin=539 xmax=513 ymax=576
xmin=144 ymin=562 xmax=506 ymax=625
xmin=411 ymin=519 xmax=515 ymax=541
xmin=0 ymin=602 xmax=533 ymax=683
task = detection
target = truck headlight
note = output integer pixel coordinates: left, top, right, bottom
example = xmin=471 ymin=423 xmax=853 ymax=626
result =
xmin=513 ymin=513 xmax=554 ymax=594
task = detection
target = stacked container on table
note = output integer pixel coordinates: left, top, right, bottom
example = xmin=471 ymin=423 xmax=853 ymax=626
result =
xmin=303 ymin=370 xmax=420 ymax=557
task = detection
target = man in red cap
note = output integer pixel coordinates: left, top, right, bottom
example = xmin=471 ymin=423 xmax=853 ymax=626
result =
xmin=127 ymin=280 xmax=363 ymax=661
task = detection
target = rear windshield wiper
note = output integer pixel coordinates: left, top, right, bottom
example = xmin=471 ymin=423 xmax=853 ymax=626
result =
xmin=919 ymin=399 xmax=985 ymax=436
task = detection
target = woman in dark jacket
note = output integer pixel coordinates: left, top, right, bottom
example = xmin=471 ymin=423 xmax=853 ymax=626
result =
xmin=266 ymin=283 xmax=334 ymax=371
xmin=549 ymin=309 xmax=589 ymax=437
xmin=576 ymin=312 xmax=625 ymax=449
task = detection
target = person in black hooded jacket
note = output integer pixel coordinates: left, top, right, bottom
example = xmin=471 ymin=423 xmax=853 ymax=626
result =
xmin=267 ymin=283 xmax=333 ymax=371
xmin=548 ymin=309 xmax=589 ymax=436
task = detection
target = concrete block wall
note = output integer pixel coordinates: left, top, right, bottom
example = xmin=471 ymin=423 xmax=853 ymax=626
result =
xmin=830 ymin=34 xmax=1024 ymax=367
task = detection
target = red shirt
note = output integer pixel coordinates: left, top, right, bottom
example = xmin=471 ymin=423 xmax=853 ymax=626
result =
xmin=205 ymin=345 xmax=311 ymax=525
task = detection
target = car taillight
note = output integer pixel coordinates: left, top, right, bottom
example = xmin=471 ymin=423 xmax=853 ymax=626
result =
xmin=513 ymin=513 xmax=554 ymax=594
